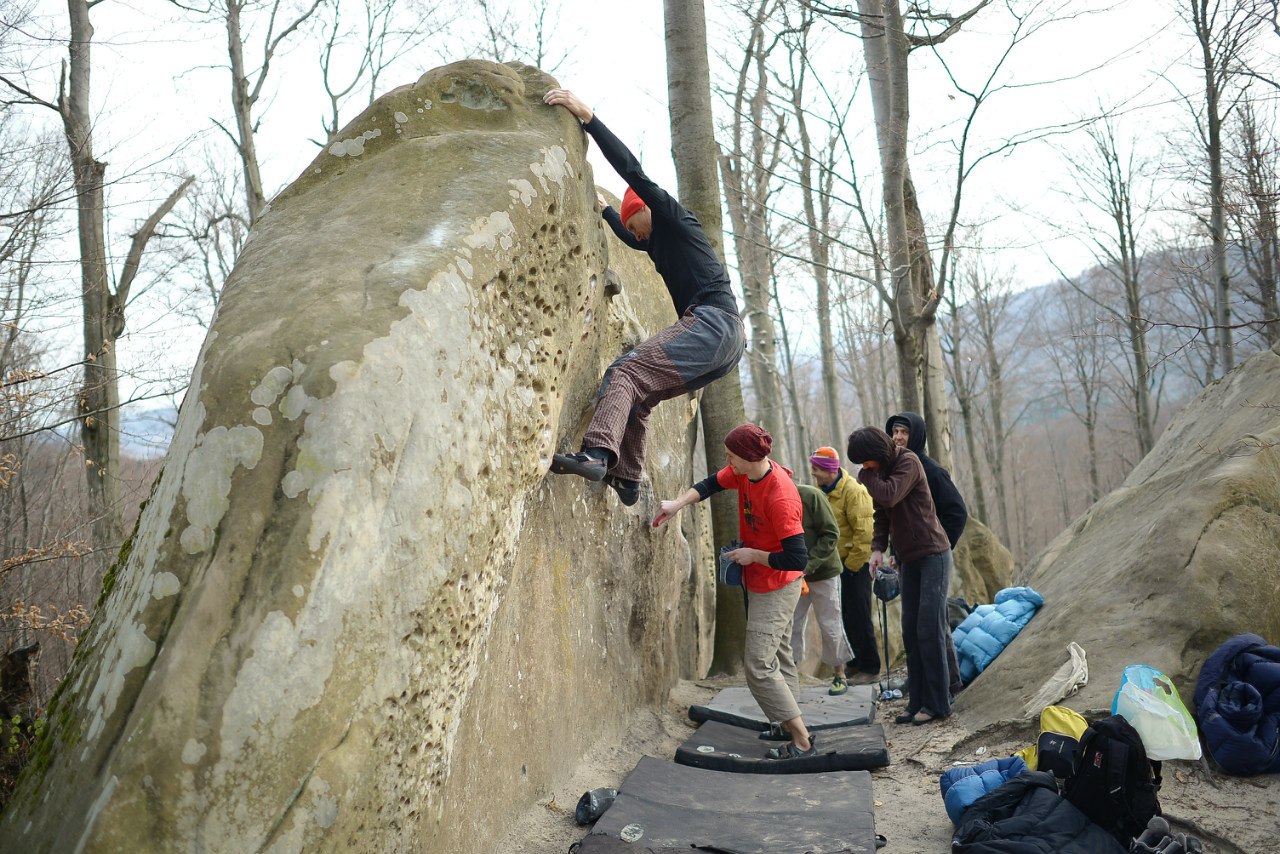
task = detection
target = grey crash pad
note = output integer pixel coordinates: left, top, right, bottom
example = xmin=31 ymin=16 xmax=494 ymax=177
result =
xmin=688 ymin=683 xmax=876 ymax=731
xmin=675 ymin=719 xmax=890 ymax=773
xmin=587 ymin=756 xmax=877 ymax=854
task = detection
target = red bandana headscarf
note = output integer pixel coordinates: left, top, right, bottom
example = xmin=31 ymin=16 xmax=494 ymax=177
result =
xmin=725 ymin=424 xmax=772 ymax=462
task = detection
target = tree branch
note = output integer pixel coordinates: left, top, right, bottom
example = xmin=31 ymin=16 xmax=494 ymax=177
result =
xmin=116 ymin=176 xmax=196 ymax=309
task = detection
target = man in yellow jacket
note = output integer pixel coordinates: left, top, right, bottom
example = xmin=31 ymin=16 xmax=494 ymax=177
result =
xmin=810 ymin=446 xmax=879 ymax=683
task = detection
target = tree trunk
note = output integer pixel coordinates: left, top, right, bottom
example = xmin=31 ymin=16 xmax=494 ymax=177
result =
xmin=922 ymin=321 xmax=952 ymax=468
xmin=1239 ymin=103 xmax=1280 ymax=347
xmin=771 ymin=266 xmax=810 ymax=473
xmin=1121 ymin=255 xmax=1155 ymax=457
xmin=786 ymin=42 xmax=842 ymax=443
xmin=226 ymin=0 xmax=268 ymax=222
xmin=945 ymin=306 xmax=988 ymax=524
xmin=664 ymin=0 xmax=747 ymax=675
xmin=980 ymin=331 xmax=1010 ymax=544
xmin=721 ymin=157 xmax=786 ymax=451
xmin=1192 ymin=0 xmax=1233 ymax=373
xmin=858 ymin=0 xmax=953 ymax=450
xmin=1085 ymin=412 xmax=1100 ymax=503
xmin=62 ymin=0 xmax=121 ymax=546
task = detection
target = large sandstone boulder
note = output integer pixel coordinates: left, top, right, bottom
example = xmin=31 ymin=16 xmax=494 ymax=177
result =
xmin=0 ymin=61 xmax=714 ymax=854
xmin=959 ymin=343 xmax=1280 ymax=724
xmin=952 ymin=517 xmax=1014 ymax=606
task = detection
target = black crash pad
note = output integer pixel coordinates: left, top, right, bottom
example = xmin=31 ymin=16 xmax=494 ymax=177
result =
xmin=570 ymin=835 xmax=701 ymax=853
xmin=586 ymin=756 xmax=877 ymax=854
xmin=689 ymin=683 xmax=876 ymax=731
xmin=675 ymin=718 xmax=890 ymax=773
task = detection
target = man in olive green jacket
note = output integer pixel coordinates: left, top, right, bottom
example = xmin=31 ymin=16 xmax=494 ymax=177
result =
xmin=792 ymin=484 xmax=857 ymax=695
xmin=810 ymin=446 xmax=879 ymax=682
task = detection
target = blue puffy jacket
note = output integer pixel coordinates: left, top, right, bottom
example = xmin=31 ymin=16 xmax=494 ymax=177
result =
xmin=952 ymin=587 xmax=1044 ymax=684
xmin=940 ymin=755 xmax=1028 ymax=824
xmin=1194 ymin=633 xmax=1280 ymax=775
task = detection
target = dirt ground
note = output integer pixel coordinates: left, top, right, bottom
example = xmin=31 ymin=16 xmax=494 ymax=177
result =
xmin=494 ymin=672 xmax=1277 ymax=854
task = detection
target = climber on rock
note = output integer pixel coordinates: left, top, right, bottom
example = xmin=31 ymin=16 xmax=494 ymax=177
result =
xmin=542 ymin=87 xmax=745 ymax=507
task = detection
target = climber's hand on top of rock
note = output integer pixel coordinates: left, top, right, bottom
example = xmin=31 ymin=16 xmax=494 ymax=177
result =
xmin=596 ymin=190 xmax=608 ymax=209
xmin=544 ymin=88 xmax=593 ymax=124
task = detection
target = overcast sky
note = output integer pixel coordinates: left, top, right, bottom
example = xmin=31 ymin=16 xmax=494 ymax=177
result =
xmin=11 ymin=0 xmax=1258 ymax=426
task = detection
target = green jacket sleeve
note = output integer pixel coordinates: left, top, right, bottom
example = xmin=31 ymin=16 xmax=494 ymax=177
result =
xmin=800 ymin=486 xmax=842 ymax=580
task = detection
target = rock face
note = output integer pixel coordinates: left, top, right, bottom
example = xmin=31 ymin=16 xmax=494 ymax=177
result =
xmin=0 ymin=61 xmax=714 ymax=854
xmin=952 ymin=517 xmax=1014 ymax=606
xmin=959 ymin=343 xmax=1280 ymax=724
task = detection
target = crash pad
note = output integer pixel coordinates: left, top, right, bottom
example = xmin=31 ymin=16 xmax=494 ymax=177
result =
xmin=689 ymin=684 xmax=876 ymax=731
xmin=675 ymin=719 xmax=890 ymax=773
xmin=586 ymin=756 xmax=877 ymax=854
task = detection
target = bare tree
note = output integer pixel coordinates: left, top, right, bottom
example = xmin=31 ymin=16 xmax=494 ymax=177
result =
xmin=2 ymin=2 xmax=192 ymax=544
xmin=158 ymin=149 xmax=251 ymax=329
xmin=942 ymin=249 xmax=1030 ymax=543
xmin=941 ymin=278 xmax=988 ymax=524
xmin=315 ymin=0 xmax=453 ymax=142
xmin=1057 ymin=117 xmax=1157 ymax=458
xmin=1224 ymin=97 xmax=1280 ymax=347
xmin=470 ymin=0 xmax=572 ymax=72
xmin=780 ymin=5 xmax=846 ymax=445
xmin=719 ymin=0 xmax=789 ymax=459
xmin=664 ymin=0 xmax=750 ymax=674
xmin=1038 ymin=278 xmax=1109 ymax=505
xmin=167 ymin=0 xmax=325 ymax=223
xmin=808 ymin=0 xmax=1073 ymax=471
xmin=1181 ymin=0 xmax=1269 ymax=373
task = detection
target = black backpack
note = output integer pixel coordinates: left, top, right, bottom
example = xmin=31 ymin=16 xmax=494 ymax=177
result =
xmin=1062 ymin=715 xmax=1162 ymax=845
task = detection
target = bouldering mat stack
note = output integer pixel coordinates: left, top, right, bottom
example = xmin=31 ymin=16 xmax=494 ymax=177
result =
xmin=688 ymin=683 xmax=877 ymax=730
xmin=579 ymin=757 xmax=878 ymax=854
xmin=679 ymin=683 xmax=889 ymax=774
xmin=675 ymin=718 xmax=889 ymax=773
xmin=574 ymin=684 xmax=888 ymax=851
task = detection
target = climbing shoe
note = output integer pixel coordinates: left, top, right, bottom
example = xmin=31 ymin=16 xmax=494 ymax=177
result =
xmin=604 ymin=474 xmax=640 ymax=506
xmin=829 ymin=674 xmax=848 ymax=696
xmin=765 ymin=738 xmax=818 ymax=760
xmin=550 ymin=449 xmax=608 ymax=482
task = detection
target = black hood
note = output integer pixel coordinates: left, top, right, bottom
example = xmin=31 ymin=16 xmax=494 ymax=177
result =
xmin=885 ymin=411 xmax=927 ymax=456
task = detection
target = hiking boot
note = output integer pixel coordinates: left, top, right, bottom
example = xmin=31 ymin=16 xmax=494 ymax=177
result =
xmin=1135 ymin=817 xmax=1172 ymax=850
xmin=829 ymin=674 xmax=848 ymax=696
xmin=848 ymin=670 xmax=880 ymax=686
xmin=764 ymin=737 xmax=818 ymax=760
xmin=603 ymin=474 xmax=640 ymax=506
xmin=550 ymin=450 xmax=608 ymax=482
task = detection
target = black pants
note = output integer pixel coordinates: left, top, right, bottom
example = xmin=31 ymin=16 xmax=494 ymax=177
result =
xmin=900 ymin=550 xmax=953 ymax=718
xmin=841 ymin=564 xmax=880 ymax=674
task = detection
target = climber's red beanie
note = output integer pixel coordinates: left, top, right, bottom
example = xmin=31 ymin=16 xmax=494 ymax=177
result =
xmin=619 ymin=187 xmax=646 ymax=225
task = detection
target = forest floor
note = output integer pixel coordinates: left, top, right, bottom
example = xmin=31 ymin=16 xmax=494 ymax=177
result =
xmin=494 ymin=671 xmax=1276 ymax=854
